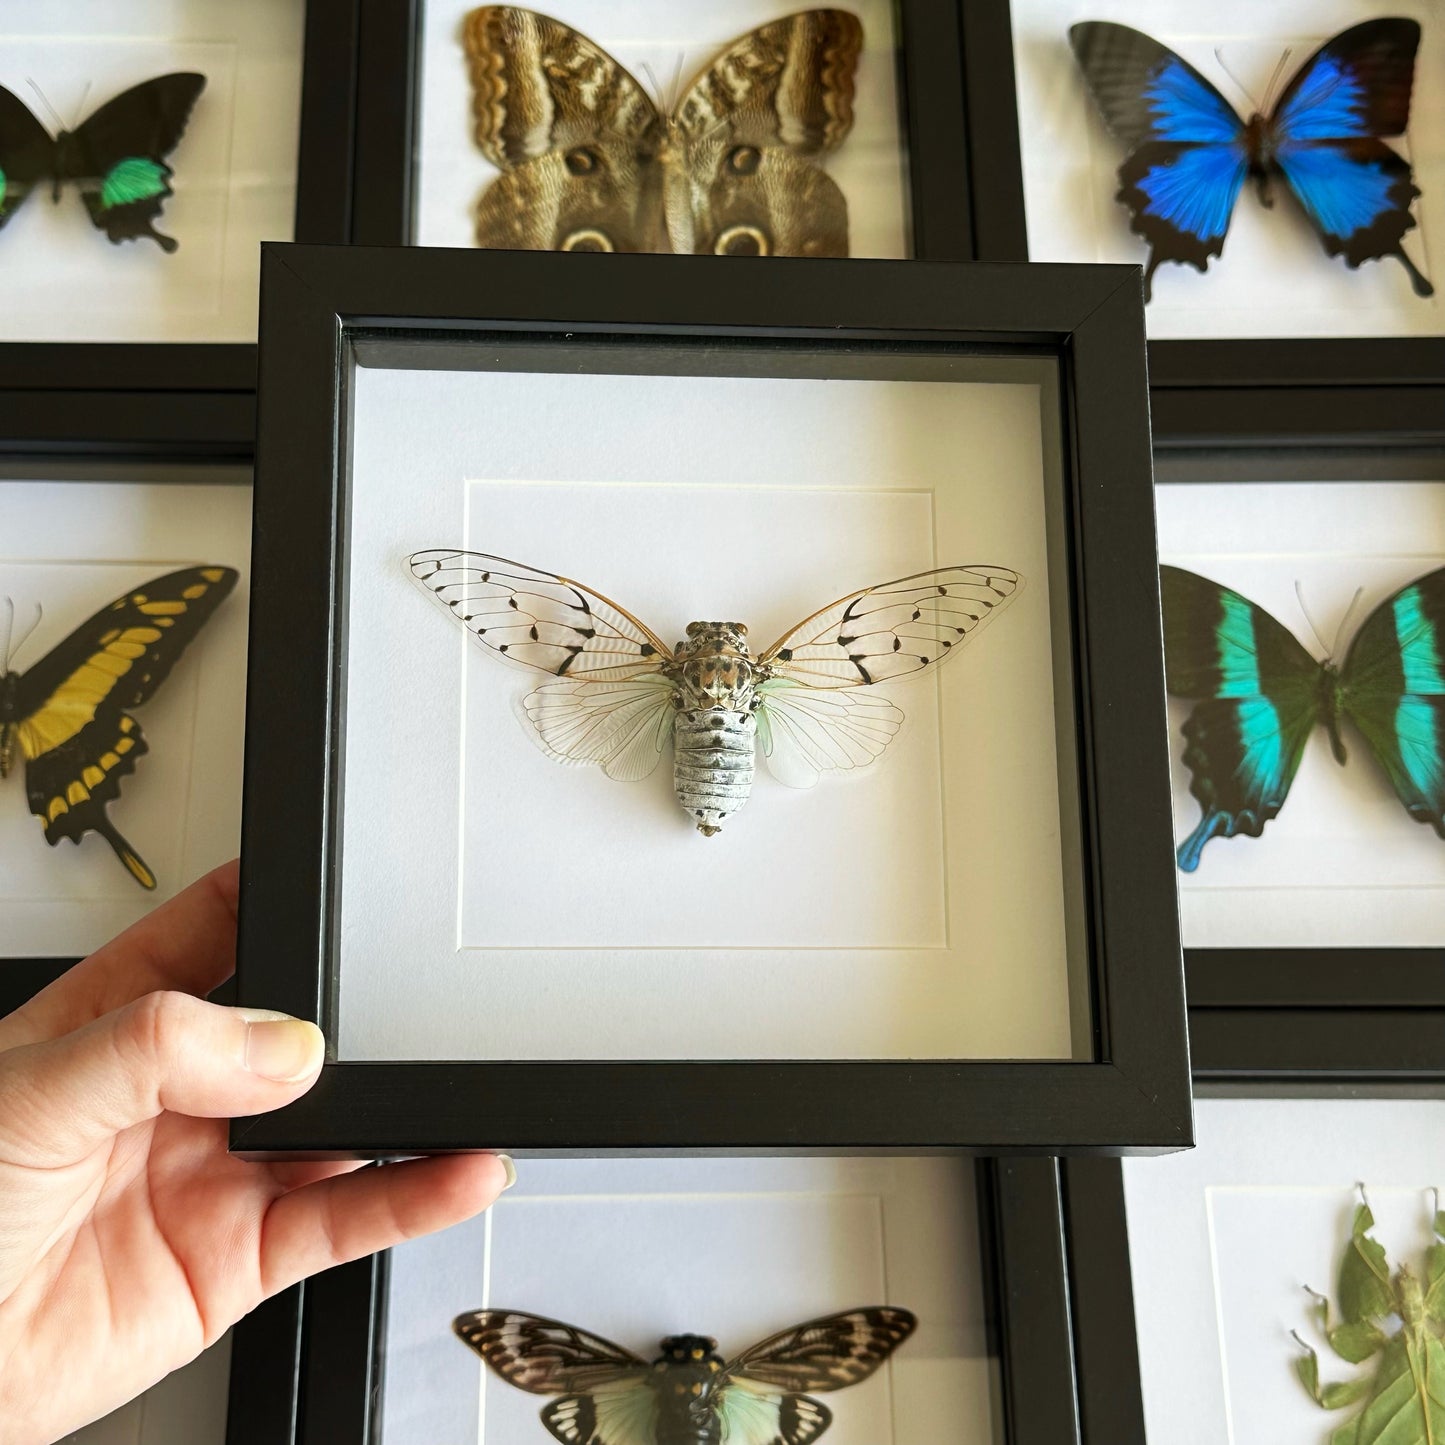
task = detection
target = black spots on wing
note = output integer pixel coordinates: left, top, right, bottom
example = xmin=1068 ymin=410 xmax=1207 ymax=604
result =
xmin=508 ymin=598 xmax=519 ymax=609
xmin=499 ymin=643 xmax=510 ymax=653
xmin=641 ymin=643 xmax=656 ymax=657
xmin=911 ymin=609 xmax=921 ymax=621
xmin=917 ymin=655 xmax=928 ymax=664
xmin=943 ymin=638 xmax=953 ymax=648
xmin=851 ymin=656 xmax=873 ymax=684
xmin=938 ymin=585 xmax=948 ymax=595
xmin=448 ymin=598 xmax=460 ymax=609
xmin=837 ymin=634 xmax=854 ymax=647
xmin=778 ymin=647 xmax=793 ymax=661
xmin=480 ymin=571 xmax=491 ymax=582
xmin=529 ymin=625 xmax=540 ymax=640
xmin=892 ymin=638 xmax=901 ymax=652
xmin=579 ymin=628 xmax=596 ymax=639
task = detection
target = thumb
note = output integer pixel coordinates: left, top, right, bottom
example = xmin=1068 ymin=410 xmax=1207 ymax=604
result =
xmin=0 ymin=990 xmax=324 ymax=1168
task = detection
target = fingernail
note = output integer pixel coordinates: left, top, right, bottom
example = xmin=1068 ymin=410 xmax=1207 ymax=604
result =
xmin=243 ymin=1015 xmax=325 ymax=1082
xmin=495 ymin=1154 xmax=518 ymax=1191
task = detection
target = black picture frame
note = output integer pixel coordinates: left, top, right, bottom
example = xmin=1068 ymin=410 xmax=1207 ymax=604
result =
xmin=0 ymin=0 xmax=360 ymax=459
xmin=0 ymin=453 xmax=253 ymax=974
xmin=955 ymin=1 xmax=1445 ymax=420
xmin=288 ymin=1160 xmax=1086 ymax=1445
xmin=350 ymin=0 xmax=975 ymax=258
xmin=1153 ymin=428 xmax=1445 ymax=1079
xmin=232 ymin=243 xmax=1189 ymax=1157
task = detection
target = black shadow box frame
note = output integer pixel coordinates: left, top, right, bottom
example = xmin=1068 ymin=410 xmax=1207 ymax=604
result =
xmin=231 ymin=243 xmax=1190 ymax=1158
xmin=351 ymin=0 xmax=976 ymax=258
xmin=955 ymin=1 xmax=1445 ymax=425
xmin=286 ymin=1160 xmax=1090 ymax=1445
xmin=1153 ymin=426 xmax=1445 ymax=1080
xmin=0 ymin=0 xmax=360 ymax=459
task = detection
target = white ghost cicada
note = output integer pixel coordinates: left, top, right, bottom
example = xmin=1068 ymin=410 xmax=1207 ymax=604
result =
xmin=408 ymin=550 xmax=1022 ymax=835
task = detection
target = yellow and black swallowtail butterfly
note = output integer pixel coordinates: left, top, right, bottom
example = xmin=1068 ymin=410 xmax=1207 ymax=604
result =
xmin=1 ymin=565 xmax=237 ymax=889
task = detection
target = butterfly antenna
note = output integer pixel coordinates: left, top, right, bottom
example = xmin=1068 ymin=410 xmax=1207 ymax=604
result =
xmin=4 ymin=600 xmax=43 ymax=671
xmin=1330 ymin=586 xmax=1367 ymax=662
xmin=25 ymin=78 xmax=67 ymax=133
xmin=639 ymin=60 xmax=664 ymax=109
xmin=1294 ymin=580 xmax=1332 ymax=658
xmin=1211 ymin=47 xmax=1263 ymax=114
xmin=1261 ymin=47 xmax=1294 ymax=115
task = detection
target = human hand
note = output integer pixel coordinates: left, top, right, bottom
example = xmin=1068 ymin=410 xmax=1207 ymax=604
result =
xmin=0 ymin=860 xmax=510 ymax=1445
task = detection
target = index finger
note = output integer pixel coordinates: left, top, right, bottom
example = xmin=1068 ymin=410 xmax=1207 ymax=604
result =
xmin=0 ymin=858 xmax=240 ymax=1050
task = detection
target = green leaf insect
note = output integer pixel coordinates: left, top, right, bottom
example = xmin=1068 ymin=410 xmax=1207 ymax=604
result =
xmin=1292 ymin=1185 xmax=1445 ymax=1444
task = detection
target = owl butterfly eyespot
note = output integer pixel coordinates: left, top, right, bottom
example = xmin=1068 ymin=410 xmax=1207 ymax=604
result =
xmin=464 ymin=6 xmax=864 ymax=256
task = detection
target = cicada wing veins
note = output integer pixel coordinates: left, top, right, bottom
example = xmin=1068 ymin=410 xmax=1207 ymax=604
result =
xmin=408 ymin=549 xmax=672 ymax=680
xmin=757 ymin=566 xmax=1022 ymax=687
xmin=755 ymin=677 xmax=903 ymax=788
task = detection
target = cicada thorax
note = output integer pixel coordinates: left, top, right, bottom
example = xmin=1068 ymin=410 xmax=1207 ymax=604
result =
xmin=648 ymin=1333 xmax=728 ymax=1443
xmin=670 ymin=623 xmax=758 ymax=836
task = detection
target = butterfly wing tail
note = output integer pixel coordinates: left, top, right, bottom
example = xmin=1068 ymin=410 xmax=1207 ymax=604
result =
xmin=24 ymin=709 xmax=157 ymax=887
xmin=1175 ymin=696 xmax=1313 ymax=869
xmin=1275 ymin=139 xmax=1432 ymax=297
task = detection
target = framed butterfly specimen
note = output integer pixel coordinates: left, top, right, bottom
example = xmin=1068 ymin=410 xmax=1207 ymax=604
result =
xmin=1162 ymin=562 xmax=1445 ymax=871
xmin=462 ymin=6 xmax=863 ymax=256
xmin=1 ymin=565 xmax=237 ymax=889
xmin=0 ymin=73 xmax=205 ymax=252
xmin=1069 ymin=18 xmax=1434 ymax=301
xmin=409 ymin=550 xmax=1021 ymax=835
xmin=453 ymin=1306 xmax=916 ymax=1445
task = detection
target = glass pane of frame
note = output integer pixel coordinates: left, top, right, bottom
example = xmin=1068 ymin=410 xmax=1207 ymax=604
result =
xmin=333 ymin=336 xmax=1091 ymax=1064
xmin=409 ymin=0 xmax=916 ymax=258
xmin=1008 ymin=0 xmax=1443 ymax=339
xmin=1155 ymin=469 xmax=1445 ymax=950
xmin=0 ymin=465 xmax=250 ymax=959
xmin=1122 ymin=1094 xmax=1445 ymax=1443
xmin=0 ymin=0 xmax=305 ymax=343
xmin=378 ymin=1156 xmax=1001 ymax=1445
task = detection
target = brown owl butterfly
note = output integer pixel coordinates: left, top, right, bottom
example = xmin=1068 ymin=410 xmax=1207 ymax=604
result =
xmin=464 ymin=6 xmax=863 ymax=256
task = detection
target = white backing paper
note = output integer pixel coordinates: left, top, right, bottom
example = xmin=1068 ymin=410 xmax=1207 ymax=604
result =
xmin=0 ymin=481 xmax=251 ymax=957
xmin=413 ymin=0 xmax=911 ymax=257
xmin=1010 ymin=0 xmax=1443 ymax=338
xmin=1123 ymin=1096 xmax=1445 ymax=1445
xmin=380 ymin=1155 xmax=997 ymax=1445
xmin=337 ymin=361 xmax=1079 ymax=1062
xmin=1156 ymin=480 xmax=1445 ymax=948
xmin=0 ymin=0 xmax=303 ymax=343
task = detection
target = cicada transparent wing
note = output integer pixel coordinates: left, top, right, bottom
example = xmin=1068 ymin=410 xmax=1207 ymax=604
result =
xmin=523 ymin=677 xmax=675 ymax=781
xmin=754 ymin=679 xmax=903 ymax=788
xmin=754 ymin=566 xmax=1022 ymax=786
xmin=408 ymin=549 xmax=677 ymax=777
xmin=408 ymin=550 xmax=671 ymax=680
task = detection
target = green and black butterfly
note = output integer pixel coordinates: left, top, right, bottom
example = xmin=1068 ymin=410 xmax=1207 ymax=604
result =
xmin=453 ymin=1305 xmax=916 ymax=1445
xmin=1161 ymin=563 xmax=1445 ymax=871
xmin=1 ymin=566 xmax=237 ymax=888
xmin=0 ymin=73 xmax=205 ymax=251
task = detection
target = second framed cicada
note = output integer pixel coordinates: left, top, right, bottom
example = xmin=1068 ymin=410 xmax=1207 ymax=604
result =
xmin=408 ymin=549 xmax=1023 ymax=836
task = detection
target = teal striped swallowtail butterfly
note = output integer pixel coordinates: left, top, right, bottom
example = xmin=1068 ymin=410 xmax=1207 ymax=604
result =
xmin=0 ymin=73 xmax=205 ymax=251
xmin=453 ymin=1306 xmax=916 ymax=1445
xmin=1 ymin=565 xmax=237 ymax=888
xmin=1161 ymin=563 xmax=1445 ymax=871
